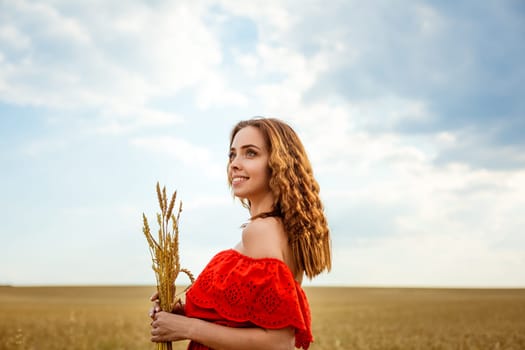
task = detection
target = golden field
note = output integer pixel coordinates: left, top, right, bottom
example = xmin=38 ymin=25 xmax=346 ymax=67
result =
xmin=0 ymin=286 xmax=524 ymax=350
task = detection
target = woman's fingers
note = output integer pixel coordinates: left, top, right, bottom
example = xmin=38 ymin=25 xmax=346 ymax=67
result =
xmin=172 ymin=300 xmax=185 ymax=314
xmin=149 ymin=291 xmax=161 ymax=319
xmin=150 ymin=325 xmax=161 ymax=341
xmin=150 ymin=291 xmax=159 ymax=301
xmin=150 ymin=313 xmax=165 ymax=342
xmin=149 ymin=306 xmax=156 ymax=319
xmin=149 ymin=302 xmax=162 ymax=318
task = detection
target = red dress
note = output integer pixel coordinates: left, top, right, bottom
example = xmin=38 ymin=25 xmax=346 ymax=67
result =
xmin=185 ymin=249 xmax=313 ymax=350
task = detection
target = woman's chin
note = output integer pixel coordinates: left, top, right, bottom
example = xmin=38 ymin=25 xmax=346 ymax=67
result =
xmin=233 ymin=192 xmax=247 ymax=199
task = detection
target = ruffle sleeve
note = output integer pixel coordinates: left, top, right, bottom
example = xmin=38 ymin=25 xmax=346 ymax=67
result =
xmin=185 ymin=249 xmax=313 ymax=350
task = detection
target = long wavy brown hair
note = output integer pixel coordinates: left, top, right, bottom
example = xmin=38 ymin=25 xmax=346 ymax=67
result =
xmin=228 ymin=117 xmax=331 ymax=279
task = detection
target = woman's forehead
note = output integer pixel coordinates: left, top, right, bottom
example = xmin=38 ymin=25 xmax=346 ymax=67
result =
xmin=231 ymin=126 xmax=267 ymax=148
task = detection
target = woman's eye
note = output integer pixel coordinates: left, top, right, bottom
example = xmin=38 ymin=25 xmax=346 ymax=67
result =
xmin=246 ymin=150 xmax=257 ymax=157
xmin=228 ymin=152 xmax=236 ymax=161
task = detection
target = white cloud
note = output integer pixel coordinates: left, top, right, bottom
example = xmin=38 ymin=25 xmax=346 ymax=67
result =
xmin=234 ymin=52 xmax=259 ymax=77
xmin=0 ymin=24 xmax=32 ymax=50
xmin=19 ymin=137 xmax=68 ymax=157
xmin=341 ymin=232 xmax=525 ymax=287
xmin=0 ymin=1 xmax=245 ymax=131
xmin=195 ymin=72 xmax=249 ymax=110
xmin=11 ymin=1 xmax=92 ymax=44
xmin=249 ymin=44 xmax=329 ymax=98
xmin=94 ymin=108 xmax=184 ymax=135
xmin=217 ymin=0 xmax=294 ymax=36
xmin=415 ymin=3 xmax=446 ymax=36
xmin=131 ymin=136 xmax=224 ymax=178
xmin=111 ymin=2 xmax=221 ymax=90
xmin=184 ymin=195 xmax=233 ymax=211
xmin=318 ymin=158 xmax=525 ymax=287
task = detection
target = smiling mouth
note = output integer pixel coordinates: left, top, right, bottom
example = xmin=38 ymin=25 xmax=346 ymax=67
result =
xmin=232 ymin=176 xmax=249 ymax=185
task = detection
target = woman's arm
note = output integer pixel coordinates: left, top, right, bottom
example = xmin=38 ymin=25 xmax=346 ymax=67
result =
xmin=151 ymin=311 xmax=295 ymax=350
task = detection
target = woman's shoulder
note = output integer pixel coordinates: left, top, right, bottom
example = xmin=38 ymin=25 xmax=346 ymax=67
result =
xmin=240 ymin=216 xmax=287 ymax=261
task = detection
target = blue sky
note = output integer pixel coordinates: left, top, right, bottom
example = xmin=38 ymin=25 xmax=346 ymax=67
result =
xmin=1 ymin=0 xmax=524 ymax=287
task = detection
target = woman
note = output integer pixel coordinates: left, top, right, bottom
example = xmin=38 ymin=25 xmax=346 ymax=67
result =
xmin=150 ymin=117 xmax=331 ymax=350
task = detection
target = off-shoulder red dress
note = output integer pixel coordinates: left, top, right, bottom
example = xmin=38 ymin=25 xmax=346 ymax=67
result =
xmin=185 ymin=249 xmax=313 ymax=350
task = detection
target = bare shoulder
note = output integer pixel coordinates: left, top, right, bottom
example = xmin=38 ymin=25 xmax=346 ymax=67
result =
xmin=240 ymin=217 xmax=287 ymax=261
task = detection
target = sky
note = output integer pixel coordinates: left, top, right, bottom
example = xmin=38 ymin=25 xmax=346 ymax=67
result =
xmin=1 ymin=0 xmax=524 ymax=287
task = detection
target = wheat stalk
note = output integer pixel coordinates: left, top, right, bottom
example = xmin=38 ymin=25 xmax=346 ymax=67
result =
xmin=142 ymin=182 xmax=195 ymax=350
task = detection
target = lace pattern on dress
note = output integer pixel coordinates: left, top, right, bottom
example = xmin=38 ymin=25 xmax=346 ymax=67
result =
xmin=186 ymin=249 xmax=313 ymax=350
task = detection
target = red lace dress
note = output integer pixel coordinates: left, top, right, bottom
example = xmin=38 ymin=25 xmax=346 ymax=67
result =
xmin=185 ymin=249 xmax=313 ymax=350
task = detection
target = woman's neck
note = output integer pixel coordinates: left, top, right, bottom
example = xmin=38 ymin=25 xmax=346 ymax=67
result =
xmin=248 ymin=192 xmax=275 ymax=218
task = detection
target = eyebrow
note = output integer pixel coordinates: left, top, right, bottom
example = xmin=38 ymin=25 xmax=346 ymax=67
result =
xmin=230 ymin=144 xmax=262 ymax=151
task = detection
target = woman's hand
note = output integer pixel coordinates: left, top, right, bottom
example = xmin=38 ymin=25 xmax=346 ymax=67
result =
xmin=149 ymin=292 xmax=161 ymax=319
xmin=149 ymin=292 xmax=185 ymax=319
xmin=150 ymin=311 xmax=192 ymax=342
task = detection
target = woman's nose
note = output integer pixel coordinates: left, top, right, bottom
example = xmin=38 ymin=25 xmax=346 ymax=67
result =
xmin=229 ymin=155 xmax=241 ymax=170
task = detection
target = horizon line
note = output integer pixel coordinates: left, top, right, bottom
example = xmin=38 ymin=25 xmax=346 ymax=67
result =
xmin=2 ymin=283 xmax=524 ymax=290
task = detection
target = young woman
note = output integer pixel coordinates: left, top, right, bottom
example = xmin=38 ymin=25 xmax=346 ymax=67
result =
xmin=150 ymin=117 xmax=331 ymax=350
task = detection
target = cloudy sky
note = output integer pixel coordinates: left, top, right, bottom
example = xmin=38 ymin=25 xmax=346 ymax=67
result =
xmin=1 ymin=0 xmax=524 ymax=287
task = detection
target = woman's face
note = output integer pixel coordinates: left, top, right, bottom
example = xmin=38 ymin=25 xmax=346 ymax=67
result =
xmin=228 ymin=126 xmax=271 ymax=202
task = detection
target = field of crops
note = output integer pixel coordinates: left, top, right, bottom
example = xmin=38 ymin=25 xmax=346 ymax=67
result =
xmin=0 ymin=286 xmax=524 ymax=349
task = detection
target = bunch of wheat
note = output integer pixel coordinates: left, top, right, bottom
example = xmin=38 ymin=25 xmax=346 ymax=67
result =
xmin=142 ymin=182 xmax=195 ymax=350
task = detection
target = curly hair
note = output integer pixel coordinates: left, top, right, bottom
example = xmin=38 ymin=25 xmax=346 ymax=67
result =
xmin=228 ymin=117 xmax=331 ymax=279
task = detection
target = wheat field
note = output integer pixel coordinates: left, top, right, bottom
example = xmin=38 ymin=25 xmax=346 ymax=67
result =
xmin=0 ymin=286 xmax=524 ymax=350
